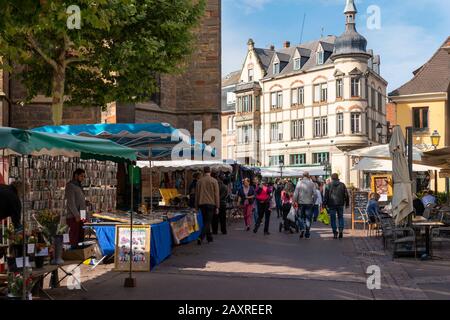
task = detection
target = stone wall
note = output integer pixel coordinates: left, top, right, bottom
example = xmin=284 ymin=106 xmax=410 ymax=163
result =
xmin=10 ymin=103 xmax=101 ymax=129
xmin=116 ymin=0 xmax=222 ymax=134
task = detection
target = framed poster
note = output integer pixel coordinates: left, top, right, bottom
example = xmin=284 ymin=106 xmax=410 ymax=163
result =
xmin=114 ymin=225 xmax=151 ymax=272
xmin=186 ymin=213 xmax=199 ymax=234
xmin=371 ymin=174 xmax=393 ymax=201
xmin=170 ymin=216 xmax=190 ymax=245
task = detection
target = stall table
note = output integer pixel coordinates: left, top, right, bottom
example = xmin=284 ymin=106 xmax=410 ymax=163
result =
xmin=90 ymin=212 xmax=203 ymax=270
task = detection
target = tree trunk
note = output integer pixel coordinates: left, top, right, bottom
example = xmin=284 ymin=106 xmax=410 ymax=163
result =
xmin=51 ymin=67 xmax=66 ymax=125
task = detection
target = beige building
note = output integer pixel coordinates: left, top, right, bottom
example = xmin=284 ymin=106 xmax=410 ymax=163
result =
xmin=221 ymin=71 xmax=240 ymax=160
xmin=234 ymin=0 xmax=388 ymax=184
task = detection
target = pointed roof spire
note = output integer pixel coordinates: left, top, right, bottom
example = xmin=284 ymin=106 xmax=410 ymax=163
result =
xmin=344 ymin=0 xmax=357 ymax=14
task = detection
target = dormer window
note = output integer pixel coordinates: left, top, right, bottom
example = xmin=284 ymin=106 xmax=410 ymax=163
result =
xmin=294 ymin=58 xmax=301 ymax=70
xmin=248 ymin=68 xmax=254 ymax=82
xmin=273 ymin=62 xmax=280 ymax=74
xmin=316 ymin=51 xmax=324 ymax=65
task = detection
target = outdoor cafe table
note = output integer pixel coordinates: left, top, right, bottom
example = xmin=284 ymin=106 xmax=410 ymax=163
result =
xmin=412 ymin=220 xmax=445 ymax=258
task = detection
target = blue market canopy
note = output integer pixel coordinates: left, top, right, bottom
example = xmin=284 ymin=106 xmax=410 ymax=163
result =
xmin=32 ymin=123 xmax=214 ymax=160
xmin=0 ymin=126 xmax=136 ymax=162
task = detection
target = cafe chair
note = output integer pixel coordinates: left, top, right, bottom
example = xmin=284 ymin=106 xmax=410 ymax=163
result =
xmin=379 ymin=216 xmax=395 ymax=249
xmin=431 ymin=227 xmax=450 ymax=255
xmin=392 ymin=227 xmax=417 ymax=259
xmin=358 ymin=208 xmax=378 ymax=237
xmin=356 ymin=208 xmax=369 ymax=232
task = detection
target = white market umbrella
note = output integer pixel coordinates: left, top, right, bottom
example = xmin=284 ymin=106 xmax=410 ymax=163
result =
xmin=352 ymin=157 xmax=441 ymax=172
xmin=349 ymin=144 xmax=423 ymax=161
xmin=389 ymin=126 xmax=414 ymax=225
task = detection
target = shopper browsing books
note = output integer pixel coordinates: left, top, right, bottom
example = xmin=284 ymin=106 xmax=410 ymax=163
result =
xmin=65 ymin=168 xmax=87 ymax=249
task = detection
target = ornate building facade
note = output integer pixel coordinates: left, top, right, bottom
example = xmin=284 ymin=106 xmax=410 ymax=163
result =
xmin=234 ymin=0 xmax=388 ymax=184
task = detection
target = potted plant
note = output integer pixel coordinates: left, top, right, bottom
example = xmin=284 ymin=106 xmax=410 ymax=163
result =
xmin=7 ymin=272 xmax=35 ymax=299
xmin=33 ymin=210 xmax=68 ymax=265
xmin=3 ymin=225 xmax=25 ymax=257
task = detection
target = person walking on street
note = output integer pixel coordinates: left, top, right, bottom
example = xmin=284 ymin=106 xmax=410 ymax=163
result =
xmin=212 ymin=173 xmax=229 ymax=235
xmin=238 ymin=178 xmax=255 ymax=231
xmin=313 ymin=182 xmax=323 ymax=222
xmin=254 ymin=177 xmax=273 ymax=235
xmin=293 ymin=172 xmax=317 ymax=239
xmin=188 ymin=172 xmax=200 ymax=208
xmin=195 ymin=167 xmax=220 ymax=244
xmin=323 ymin=173 xmax=349 ymax=239
xmin=274 ymin=179 xmax=283 ymax=218
xmin=65 ymin=169 xmax=87 ymax=249
xmin=251 ymin=176 xmax=260 ymax=227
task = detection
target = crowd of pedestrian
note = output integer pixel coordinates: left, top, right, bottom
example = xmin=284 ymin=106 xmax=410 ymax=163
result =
xmin=191 ymin=166 xmax=351 ymax=245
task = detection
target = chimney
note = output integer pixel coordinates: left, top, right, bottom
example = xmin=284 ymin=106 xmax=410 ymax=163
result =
xmin=283 ymin=41 xmax=291 ymax=48
xmin=373 ymin=55 xmax=381 ymax=74
xmin=247 ymin=38 xmax=255 ymax=51
xmin=368 ymin=49 xmax=374 ymax=70
xmin=269 ymin=44 xmax=275 ymax=51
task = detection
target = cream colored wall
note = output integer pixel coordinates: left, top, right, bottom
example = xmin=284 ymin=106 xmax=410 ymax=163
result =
xmin=259 ymin=56 xmax=387 ymax=173
xmin=221 ymin=113 xmax=237 ymax=160
xmin=240 ymin=50 xmax=265 ymax=83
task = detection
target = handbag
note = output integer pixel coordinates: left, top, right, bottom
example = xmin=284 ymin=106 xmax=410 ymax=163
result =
xmin=287 ymin=206 xmax=297 ymax=222
xmin=318 ymin=208 xmax=330 ymax=225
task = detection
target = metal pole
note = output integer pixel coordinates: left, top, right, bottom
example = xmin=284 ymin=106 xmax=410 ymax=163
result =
xmin=406 ymin=127 xmax=413 ymax=181
xmin=149 ymin=148 xmax=152 ymax=215
xmin=435 ymin=170 xmax=438 ymax=194
xmin=21 ymin=155 xmax=27 ymax=300
xmin=124 ymin=163 xmax=136 ymax=287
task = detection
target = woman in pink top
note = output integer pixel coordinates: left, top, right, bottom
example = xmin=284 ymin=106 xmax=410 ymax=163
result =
xmin=238 ymin=178 xmax=255 ymax=231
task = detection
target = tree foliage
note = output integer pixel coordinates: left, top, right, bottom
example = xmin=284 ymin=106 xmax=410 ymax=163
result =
xmin=0 ymin=0 xmax=205 ymax=124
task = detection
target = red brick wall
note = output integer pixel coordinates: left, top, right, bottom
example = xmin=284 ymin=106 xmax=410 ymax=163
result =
xmin=386 ymin=102 xmax=397 ymax=126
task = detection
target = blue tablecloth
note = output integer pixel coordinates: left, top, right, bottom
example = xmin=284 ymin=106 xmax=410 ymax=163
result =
xmin=91 ymin=212 xmax=202 ymax=270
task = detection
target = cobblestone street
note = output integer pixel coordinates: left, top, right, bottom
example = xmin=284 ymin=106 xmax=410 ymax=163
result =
xmin=44 ymin=214 xmax=450 ymax=300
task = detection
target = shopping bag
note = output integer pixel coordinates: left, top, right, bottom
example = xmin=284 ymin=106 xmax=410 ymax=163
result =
xmin=287 ymin=207 xmax=297 ymax=223
xmin=318 ymin=208 xmax=330 ymax=225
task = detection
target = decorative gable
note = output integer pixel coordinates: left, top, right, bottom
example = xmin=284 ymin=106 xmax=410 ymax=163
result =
xmin=334 ymin=69 xmax=345 ymax=77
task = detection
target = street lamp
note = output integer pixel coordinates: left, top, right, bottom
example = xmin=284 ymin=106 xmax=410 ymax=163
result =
xmin=376 ymin=123 xmax=388 ymax=142
xmin=321 ymin=160 xmax=331 ymax=179
xmin=430 ymin=130 xmax=441 ymax=150
xmin=430 ymin=130 xmax=441 ymax=195
xmin=279 ymin=158 xmax=284 ymax=179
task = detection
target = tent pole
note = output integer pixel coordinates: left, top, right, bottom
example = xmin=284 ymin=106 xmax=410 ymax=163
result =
xmin=124 ymin=163 xmax=136 ymax=287
xmin=149 ymin=148 xmax=152 ymax=215
xmin=21 ymin=155 xmax=27 ymax=300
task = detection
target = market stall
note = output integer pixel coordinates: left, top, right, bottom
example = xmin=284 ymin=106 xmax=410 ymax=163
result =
xmin=0 ymin=126 xmax=136 ymax=299
xmin=136 ymin=160 xmax=232 ymax=206
xmin=31 ymin=123 xmax=211 ymax=278
xmin=89 ymin=210 xmax=203 ymax=270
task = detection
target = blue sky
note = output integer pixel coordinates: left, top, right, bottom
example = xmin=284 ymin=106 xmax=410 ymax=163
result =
xmin=222 ymin=0 xmax=450 ymax=91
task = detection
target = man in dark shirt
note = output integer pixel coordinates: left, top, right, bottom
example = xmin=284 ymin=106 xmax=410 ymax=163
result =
xmin=0 ymin=182 xmax=23 ymax=230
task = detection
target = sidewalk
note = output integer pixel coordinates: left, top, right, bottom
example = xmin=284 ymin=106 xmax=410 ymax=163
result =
xmin=44 ymin=214 xmax=450 ymax=300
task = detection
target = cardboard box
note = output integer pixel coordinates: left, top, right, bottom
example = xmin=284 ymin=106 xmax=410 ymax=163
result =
xmin=62 ymin=242 xmax=102 ymax=261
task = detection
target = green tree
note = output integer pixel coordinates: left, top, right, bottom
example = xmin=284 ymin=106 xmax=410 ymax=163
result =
xmin=0 ymin=0 xmax=205 ymax=125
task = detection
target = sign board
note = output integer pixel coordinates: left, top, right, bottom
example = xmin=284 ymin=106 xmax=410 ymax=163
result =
xmin=114 ymin=225 xmax=151 ymax=272
xmin=371 ymin=174 xmax=393 ymax=199
xmin=351 ymin=191 xmax=369 ymax=230
xmin=170 ymin=216 xmax=191 ymax=245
